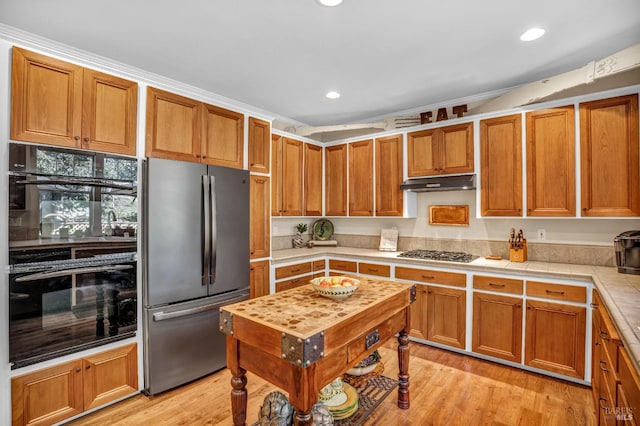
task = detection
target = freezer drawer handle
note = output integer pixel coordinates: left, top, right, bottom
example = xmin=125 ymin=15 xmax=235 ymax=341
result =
xmin=152 ymin=295 xmax=247 ymax=322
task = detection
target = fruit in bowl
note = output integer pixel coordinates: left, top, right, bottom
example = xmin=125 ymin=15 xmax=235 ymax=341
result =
xmin=311 ymin=276 xmax=360 ymax=300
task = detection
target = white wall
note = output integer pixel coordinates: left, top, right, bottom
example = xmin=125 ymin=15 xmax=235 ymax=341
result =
xmin=273 ymin=189 xmax=640 ymax=245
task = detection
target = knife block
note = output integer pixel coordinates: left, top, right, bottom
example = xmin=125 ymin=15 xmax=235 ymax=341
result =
xmin=509 ymin=241 xmax=527 ymax=262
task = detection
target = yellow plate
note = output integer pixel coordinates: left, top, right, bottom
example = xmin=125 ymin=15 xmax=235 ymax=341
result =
xmin=327 ymin=382 xmax=358 ymax=415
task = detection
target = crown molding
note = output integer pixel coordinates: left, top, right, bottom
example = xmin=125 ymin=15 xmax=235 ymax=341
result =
xmin=0 ymin=23 xmax=279 ymax=122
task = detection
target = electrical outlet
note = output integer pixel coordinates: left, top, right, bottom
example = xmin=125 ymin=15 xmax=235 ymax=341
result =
xmin=537 ymin=229 xmax=546 ymax=241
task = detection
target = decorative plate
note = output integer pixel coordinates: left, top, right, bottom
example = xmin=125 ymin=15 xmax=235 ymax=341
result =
xmin=312 ymin=218 xmax=334 ymax=241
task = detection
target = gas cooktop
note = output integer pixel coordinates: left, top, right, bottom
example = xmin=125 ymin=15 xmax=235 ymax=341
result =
xmin=397 ymin=249 xmax=478 ymax=263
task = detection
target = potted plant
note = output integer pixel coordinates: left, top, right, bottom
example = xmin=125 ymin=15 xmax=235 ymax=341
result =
xmin=293 ymin=223 xmax=307 ymax=248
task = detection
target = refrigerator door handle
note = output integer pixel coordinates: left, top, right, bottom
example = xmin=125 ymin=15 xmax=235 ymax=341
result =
xmin=202 ymin=175 xmax=211 ymax=286
xmin=152 ymin=295 xmax=247 ymax=322
xmin=209 ymin=175 xmax=217 ymax=285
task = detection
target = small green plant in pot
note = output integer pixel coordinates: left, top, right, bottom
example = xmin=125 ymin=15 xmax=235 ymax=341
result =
xmin=293 ymin=223 xmax=307 ymax=248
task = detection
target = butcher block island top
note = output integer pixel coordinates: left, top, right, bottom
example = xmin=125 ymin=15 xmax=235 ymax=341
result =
xmin=220 ymin=276 xmax=415 ymax=425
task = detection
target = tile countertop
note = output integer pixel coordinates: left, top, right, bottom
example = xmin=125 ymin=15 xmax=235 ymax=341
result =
xmin=272 ymin=247 xmax=640 ymax=373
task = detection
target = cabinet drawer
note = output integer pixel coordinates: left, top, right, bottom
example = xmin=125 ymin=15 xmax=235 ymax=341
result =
xmin=618 ymin=346 xmax=640 ymax=422
xmin=473 ymin=275 xmax=523 ymax=294
xmin=276 ymin=275 xmax=312 ymax=292
xmin=313 ymin=259 xmax=326 ymax=271
xmin=275 ymin=261 xmax=312 ymax=280
xmin=526 ymin=281 xmax=586 ymax=303
xmin=595 ymin=341 xmax=620 ymax=406
xmin=358 ymin=262 xmax=391 ymax=277
xmin=395 ymin=266 xmax=466 ymax=287
xmin=328 ymin=259 xmax=357 ymax=273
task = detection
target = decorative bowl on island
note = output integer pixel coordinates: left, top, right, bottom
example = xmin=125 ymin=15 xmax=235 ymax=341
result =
xmin=310 ymin=276 xmax=360 ymax=301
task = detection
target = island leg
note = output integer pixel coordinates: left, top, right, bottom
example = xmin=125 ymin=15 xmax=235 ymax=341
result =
xmin=293 ymin=410 xmax=313 ymax=426
xmin=227 ymin=336 xmax=247 ymax=426
xmin=397 ymin=328 xmax=410 ymax=409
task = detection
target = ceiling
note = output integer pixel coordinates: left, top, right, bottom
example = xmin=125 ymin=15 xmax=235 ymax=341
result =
xmin=1 ymin=0 xmax=639 ymax=135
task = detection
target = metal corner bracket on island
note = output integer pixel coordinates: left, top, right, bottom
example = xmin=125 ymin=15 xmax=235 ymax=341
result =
xmin=219 ymin=276 xmax=416 ymax=425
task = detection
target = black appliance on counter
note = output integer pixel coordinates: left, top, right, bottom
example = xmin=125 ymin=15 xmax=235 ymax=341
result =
xmin=615 ymin=230 xmax=640 ymax=275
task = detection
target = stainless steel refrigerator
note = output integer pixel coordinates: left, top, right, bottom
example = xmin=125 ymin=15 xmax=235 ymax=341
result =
xmin=142 ymin=157 xmax=250 ymax=395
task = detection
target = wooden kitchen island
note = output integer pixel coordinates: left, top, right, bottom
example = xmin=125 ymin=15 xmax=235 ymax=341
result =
xmin=219 ymin=277 xmax=416 ymax=425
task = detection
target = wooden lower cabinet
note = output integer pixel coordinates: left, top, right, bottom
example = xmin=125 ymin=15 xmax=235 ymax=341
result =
xmin=82 ymin=345 xmax=138 ymax=410
xmin=11 ymin=360 xmax=83 ymax=426
xmin=524 ymin=300 xmax=585 ymax=379
xmin=592 ymin=289 xmax=639 ymax=425
xmin=11 ymin=343 xmax=137 ymax=426
xmin=410 ymin=284 xmax=428 ymax=340
xmin=250 ymin=260 xmax=270 ymax=298
xmin=472 ymin=292 xmax=523 ymax=363
xmin=426 ymin=286 xmax=466 ymax=349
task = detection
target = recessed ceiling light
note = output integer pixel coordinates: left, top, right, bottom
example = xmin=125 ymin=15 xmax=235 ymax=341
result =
xmin=520 ymin=27 xmax=545 ymax=42
xmin=326 ymin=91 xmax=341 ymax=99
xmin=317 ymin=0 xmax=343 ymax=7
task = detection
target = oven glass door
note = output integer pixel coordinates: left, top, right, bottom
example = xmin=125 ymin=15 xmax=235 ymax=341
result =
xmin=9 ymin=260 xmax=137 ymax=368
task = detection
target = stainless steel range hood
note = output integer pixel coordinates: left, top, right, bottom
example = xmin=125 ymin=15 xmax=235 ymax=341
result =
xmin=400 ymin=174 xmax=476 ymax=192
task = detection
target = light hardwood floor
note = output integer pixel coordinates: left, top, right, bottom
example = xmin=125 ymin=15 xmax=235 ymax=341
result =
xmin=66 ymin=340 xmax=596 ymax=425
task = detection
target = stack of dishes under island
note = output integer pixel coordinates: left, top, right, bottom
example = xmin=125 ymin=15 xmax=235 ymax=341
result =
xmin=318 ymin=378 xmax=359 ymax=420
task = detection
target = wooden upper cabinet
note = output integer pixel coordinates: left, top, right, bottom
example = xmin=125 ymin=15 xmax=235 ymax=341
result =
xmin=349 ymin=139 xmax=373 ymax=216
xmin=407 ymin=122 xmax=473 ymax=177
xmin=201 ymin=103 xmax=244 ymax=169
xmin=526 ymin=105 xmax=576 ymax=217
xmin=271 ymin=134 xmax=283 ymax=216
xmin=146 ymin=86 xmax=244 ymax=168
xmin=579 ymin=94 xmax=639 ymax=217
xmin=281 ymin=137 xmax=304 ymax=216
xmin=11 ymin=47 xmax=137 ymax=155
xmin=480 ymin=114 xmax=523 ymax=216
xmin=304 ymin=143 xmax=323 ymax=216
xmin=145 ymin=86 xmax=202 ymax=162
xmin=82 ymin=70 xmax=138 ymax=156
xmin=248 ymin=117 xmax=271 ymax=173
xmin=375 ymin=134 xmax=403 ymax=216
xmin=325 ymin=144 xmax=347 ymax=216
xmin=250 ymin=175 xmax=270 ymax=259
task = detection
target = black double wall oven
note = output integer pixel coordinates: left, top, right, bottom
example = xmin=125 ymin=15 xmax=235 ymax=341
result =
xmin=8 ymin=143 xmax=138 ymax=369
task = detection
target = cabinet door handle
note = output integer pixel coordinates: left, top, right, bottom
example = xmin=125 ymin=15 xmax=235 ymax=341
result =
xmin=489 ymin=283 xmax=505 ymax=288
xmin=75 ymin=368 xmax=81 ymax=373
xmin=590 ymin=303 xmax=599 ymax=309
xmin=86 ymin=365 xmax=91 ymax=369
xmin=599 ymin=360 xmax=609 ymax=372
xmin=599 ymin=397 xmax=608 ymax=409
xmin=83 ymin=137 xmax=90 ymax=142
xmin=545 ymin=289 xmax=565 ymax=295
xmin=74 ymin=135 xmax=80 ymax=141
xmin=599 ymin=331 xmax=610 ymax=341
